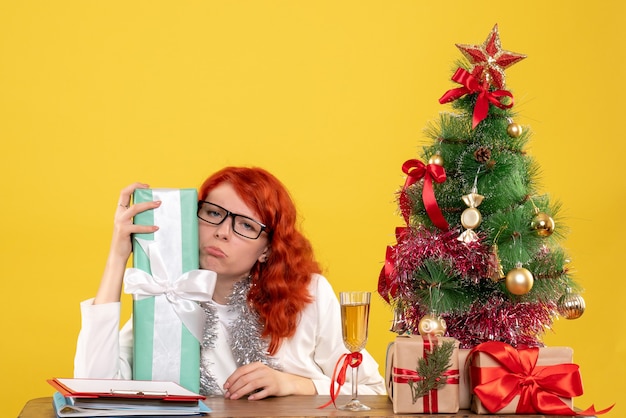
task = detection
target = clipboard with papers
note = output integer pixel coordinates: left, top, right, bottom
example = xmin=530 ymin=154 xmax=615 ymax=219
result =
xmin=48 ymin=378 xmax=206 ymax=401
xmin=47 ymin=378 xmax=210 ymax=417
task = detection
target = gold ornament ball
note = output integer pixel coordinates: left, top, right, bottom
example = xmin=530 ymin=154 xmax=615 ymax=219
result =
xmin=531 ymin=212 xmax=555 ymax=237
xmin=428 ymin=153 xmax=444 ymax=166
xmin=418 ymin=314 xmax=447 ymax=336
xmin=507 ymin=122 xmax=523 ymax=138
xmin=461 ymin=207 xmax=482 ymax=229
xmin=557 ymin=291 xmax=586 ymax=320
xmin=505 ymin=267 xmax=534 ymax=295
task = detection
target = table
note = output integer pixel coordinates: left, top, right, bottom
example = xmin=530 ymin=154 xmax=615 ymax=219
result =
xmin=18 ymin=395 xmax=591 ymax=417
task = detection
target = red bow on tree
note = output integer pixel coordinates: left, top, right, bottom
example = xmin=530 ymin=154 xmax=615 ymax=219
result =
xmin=377 ymin=227 xmax=409 ymax=303
xmin=439 ymin=67 xmax=514 ymax=129
xmin=399 ymin=159 xmax=449 ymax=231
xmin=379 ymin=160 xmax=448 ymax=302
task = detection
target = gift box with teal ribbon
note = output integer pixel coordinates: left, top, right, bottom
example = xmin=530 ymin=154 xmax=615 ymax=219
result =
xmin=124 ymin=188 xmax=216 ymax=393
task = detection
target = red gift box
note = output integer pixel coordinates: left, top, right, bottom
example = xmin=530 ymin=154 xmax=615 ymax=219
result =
xmin=469 ymin=341 xmax=612 ymax=416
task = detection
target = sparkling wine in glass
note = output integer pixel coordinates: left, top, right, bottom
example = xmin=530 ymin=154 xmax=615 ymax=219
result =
xmin=339 ymin=291 xmax=371 ymax=411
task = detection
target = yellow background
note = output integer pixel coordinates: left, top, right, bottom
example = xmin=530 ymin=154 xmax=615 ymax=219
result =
xmin=1 ymin=1 xmax=624 ymax=416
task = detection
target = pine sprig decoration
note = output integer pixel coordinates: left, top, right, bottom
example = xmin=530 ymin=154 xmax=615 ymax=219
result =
xmin=408 ymin=340 xmax=456 ymax=403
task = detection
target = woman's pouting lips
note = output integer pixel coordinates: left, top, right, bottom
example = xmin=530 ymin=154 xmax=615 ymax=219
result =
xmin=204 ymin=246 xmax=226 ymax=258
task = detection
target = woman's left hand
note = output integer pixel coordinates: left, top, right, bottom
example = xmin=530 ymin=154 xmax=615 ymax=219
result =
xmin=223 ymin=362 xmax=316 ymax=400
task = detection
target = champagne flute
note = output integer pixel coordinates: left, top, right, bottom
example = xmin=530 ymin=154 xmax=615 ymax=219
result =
xmin=339 ymin=291 xmax=371 ymax=411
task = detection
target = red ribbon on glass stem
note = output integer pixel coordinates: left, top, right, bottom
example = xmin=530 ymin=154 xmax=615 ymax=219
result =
xmin=399 ymin=159 xmax=449 ymax=231
xmin=439 ymin=67 xmax=514 ymax=129
xmin=469 ymin=341 xmax=613 ymax=416
xmin=318 ymin=352 xmax=363 ymax=409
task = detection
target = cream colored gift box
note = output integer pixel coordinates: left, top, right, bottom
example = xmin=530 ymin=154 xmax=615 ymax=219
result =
xmin=385 ymin=335 xmax=460 ymax=414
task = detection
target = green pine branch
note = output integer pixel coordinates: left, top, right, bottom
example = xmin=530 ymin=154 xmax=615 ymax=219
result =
xmin=412 ymin=259 xmax=475 ymax=313
xmin=408 ymin=340 xmax=456 ymax=403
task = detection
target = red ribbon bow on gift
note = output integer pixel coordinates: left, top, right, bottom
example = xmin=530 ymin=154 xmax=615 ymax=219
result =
xmin=399 ymin=159 xmax=449 ymax=231
xmin=469 ymin=341 xmax=613 ymax=416
xmin=439 ymin=67 xmax=514 ymax=129
xmin=318 ymin=352 xmax=363 ymax=409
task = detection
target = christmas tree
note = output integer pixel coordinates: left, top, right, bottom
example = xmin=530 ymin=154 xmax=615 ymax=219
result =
xmin=378 ymin=24 xmax=586 ymax=349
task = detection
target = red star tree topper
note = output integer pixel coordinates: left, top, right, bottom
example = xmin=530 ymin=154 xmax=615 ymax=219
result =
xmin=455 ymin=24 xmax=526 ymax=89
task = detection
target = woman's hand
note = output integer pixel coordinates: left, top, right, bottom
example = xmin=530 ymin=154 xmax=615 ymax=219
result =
xmin=93 ymin=183 xmax=160 ymax=304
xmin=224 ymin=362 xmax=316 ymax=400
xmin=110 ymin=183 xmax=160 ymax=260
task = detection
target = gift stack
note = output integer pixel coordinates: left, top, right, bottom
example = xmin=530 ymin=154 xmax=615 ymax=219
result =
xmin=124 ymin=188 xmax=216 ymax=393
xmin=379 ymin=24 xmax=612 ymax=416
xmin=386 ymin=336 xmax=612 ymax=415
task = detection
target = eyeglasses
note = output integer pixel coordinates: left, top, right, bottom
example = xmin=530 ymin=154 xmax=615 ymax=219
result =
xmin=197 ymin=201 xmax=269 ymax=240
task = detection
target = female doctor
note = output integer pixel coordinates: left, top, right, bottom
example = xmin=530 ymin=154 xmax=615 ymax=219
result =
xmin=74 ymin=166 xmax=385 ymax=400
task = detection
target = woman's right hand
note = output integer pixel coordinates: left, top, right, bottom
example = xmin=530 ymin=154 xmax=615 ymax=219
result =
xmin=94 ymin=183 xmax=161 ymax=304
xmin=110 ymin=183 xmax=161 ymax=260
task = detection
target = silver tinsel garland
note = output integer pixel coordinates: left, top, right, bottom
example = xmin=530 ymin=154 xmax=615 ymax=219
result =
xmin=199 ymin=277 xmax=282 ymax=395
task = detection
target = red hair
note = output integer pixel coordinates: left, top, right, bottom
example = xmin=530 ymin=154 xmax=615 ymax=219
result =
xmin=199 ymin=167 xmax=322 ymax=354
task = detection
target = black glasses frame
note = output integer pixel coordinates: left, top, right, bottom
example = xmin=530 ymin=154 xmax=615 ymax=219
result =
xmin=197 ymin=200 xmax=269 ymax=240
